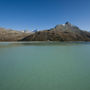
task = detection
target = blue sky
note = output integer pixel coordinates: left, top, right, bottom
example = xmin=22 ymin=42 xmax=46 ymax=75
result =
xmin=0 ymin=0 xmax=90 ymax=31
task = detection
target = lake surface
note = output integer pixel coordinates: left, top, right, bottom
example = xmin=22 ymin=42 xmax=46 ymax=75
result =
xmin=0 ymin=42 xmax=90 ymax=90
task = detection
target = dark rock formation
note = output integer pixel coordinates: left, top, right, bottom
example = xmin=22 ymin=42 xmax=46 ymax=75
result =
xmin=21 ymin=22 xmax=90 ymax=41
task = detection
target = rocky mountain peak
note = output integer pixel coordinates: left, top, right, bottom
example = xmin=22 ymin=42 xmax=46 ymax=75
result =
xmin=65 ymin=21 xmax=72 ymax=27
xmin=65 ymin=21 xmax=71 ymax=25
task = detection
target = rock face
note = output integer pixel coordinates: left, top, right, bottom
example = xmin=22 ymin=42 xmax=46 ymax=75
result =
xmin=21 ymin=22 xmax=90 ymax=41
xmin=0 ymin=28 xmax=31 ymax=41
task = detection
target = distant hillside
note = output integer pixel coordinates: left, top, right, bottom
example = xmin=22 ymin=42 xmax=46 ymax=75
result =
xmin=0 ymin=28 xmax=31 ymax=41
xmin=21 ymin=22 xmax=90 ymax=41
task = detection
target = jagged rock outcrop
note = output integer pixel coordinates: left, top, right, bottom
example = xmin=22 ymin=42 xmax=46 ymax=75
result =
xmin=21 ymin=22 xmax=90 ymax=41
xmin=0 ymin=28 xmax=31 ymax=41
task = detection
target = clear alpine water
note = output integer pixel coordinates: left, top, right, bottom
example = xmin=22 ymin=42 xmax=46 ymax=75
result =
xmin=0 ymin=42 xmax=90 ymax=90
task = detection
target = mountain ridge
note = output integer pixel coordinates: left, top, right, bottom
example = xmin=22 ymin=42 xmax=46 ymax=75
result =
xmin=21 ymin=22 xmax=90 ymax=41
xmin=0 ymin=22 xmax=90 ymax=41
xmin=0 ymin=28 xmax=31 ymax=41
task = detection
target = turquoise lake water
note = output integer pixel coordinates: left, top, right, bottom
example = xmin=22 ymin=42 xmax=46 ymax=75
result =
xmin=0 ymin=42 xmax=90 ymax=90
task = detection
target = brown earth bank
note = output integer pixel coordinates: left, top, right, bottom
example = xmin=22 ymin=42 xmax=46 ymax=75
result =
xmin=21 ymin=22 xmax=90 ymax=41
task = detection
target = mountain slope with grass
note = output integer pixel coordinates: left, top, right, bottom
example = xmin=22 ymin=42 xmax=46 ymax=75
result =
xmin=0 ymin=28 xmax=31 ymax=41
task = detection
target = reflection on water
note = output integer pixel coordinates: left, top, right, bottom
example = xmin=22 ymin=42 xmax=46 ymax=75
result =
xmin=0 ymin=41 xmax=90 ymax=48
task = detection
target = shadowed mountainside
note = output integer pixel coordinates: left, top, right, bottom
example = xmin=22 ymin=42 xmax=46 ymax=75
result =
xmin=21 ymin=22 xmax=90 ymax=41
